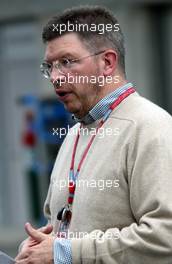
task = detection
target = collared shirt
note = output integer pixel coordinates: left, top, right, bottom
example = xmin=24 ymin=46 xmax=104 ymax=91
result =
xmin=73 ymin=82 xmax=133 ymax=124
xmin=54 ymin=82 xmax=134 ymax=264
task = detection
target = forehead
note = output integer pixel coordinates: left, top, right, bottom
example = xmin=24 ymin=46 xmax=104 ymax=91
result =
xmin=44 ymin=33 xmax=87 ymax=61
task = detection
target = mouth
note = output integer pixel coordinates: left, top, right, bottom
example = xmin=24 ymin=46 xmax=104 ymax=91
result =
xmin=55 ymin=89 xmax=73 ymax=101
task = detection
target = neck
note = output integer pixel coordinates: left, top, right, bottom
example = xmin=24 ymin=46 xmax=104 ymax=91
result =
xmin=87 ymin=76 xmax=127 ymax=112
xmin=96 ymin=79 xmax=127 ymax=103
xmin=74 ymin=77 xmax=128 ymax=119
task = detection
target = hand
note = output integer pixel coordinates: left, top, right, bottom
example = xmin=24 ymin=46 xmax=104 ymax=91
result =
xmin=15 ymin=223 xmax=55 ymax=264
xmin=20 ymin=223 xmax=53 ymax=252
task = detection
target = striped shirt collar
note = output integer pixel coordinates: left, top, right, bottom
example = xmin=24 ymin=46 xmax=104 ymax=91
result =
xmin=73 ymin=82 xmax=133 ymax=125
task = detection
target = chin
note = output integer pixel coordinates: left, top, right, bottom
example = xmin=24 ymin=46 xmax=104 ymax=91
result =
xmin=64 ymin=104 xmax=79 ymax=115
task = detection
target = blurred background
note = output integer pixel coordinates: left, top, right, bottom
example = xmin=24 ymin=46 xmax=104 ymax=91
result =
xmin=0 ymin=0 xmax=172 ymax=258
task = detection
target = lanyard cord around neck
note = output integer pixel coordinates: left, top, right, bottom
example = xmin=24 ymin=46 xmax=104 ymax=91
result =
xmin=68 ymin=87 xmax=135 ymax=205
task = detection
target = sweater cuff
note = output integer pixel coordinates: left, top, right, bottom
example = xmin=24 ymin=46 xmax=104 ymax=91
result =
xmin=71 ymin=237 xmax=95 ymax=264
xmin=54 ymin=238 xmax=72 ymax=264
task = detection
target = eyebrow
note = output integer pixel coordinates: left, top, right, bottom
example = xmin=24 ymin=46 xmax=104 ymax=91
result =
xmin=45 ymin=52 xmax=77 ymax=63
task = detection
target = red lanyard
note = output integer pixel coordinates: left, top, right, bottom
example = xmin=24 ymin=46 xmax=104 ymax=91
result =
xmin=68 ymin=87 xmax=135 ymax=205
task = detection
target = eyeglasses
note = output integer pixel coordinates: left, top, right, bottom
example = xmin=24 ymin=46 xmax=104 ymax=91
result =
xmin=40 ymin=50 xmax=106 ymax=79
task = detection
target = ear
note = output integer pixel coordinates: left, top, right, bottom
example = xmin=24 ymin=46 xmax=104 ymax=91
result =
xmin=102 ymin=50 xmax=118 ymax=77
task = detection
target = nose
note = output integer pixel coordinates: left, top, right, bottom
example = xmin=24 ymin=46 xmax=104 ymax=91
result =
xmin=50 ymin=67 xmax=65 ymax=88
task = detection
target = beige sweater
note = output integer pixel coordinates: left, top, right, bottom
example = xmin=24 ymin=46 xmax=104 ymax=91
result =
xmin=44 ymin=92 xmax=172 ymax=263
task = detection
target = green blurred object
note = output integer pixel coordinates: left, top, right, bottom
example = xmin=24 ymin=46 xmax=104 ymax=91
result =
xmin=27 ymin=168 xmax=41 ymax=220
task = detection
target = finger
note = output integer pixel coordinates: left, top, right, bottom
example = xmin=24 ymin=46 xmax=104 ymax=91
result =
xmin=15 ymin=250 xmax=29 ymax=261
xmin=38 ymin=224 xmax=53 ymax=234
xmin=25 ymin=222 xmax=45 ymax=243
xmin=15 ymin=259 xmax=28 ymax=264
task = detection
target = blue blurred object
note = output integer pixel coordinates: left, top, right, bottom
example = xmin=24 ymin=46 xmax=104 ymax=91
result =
xmin=20 ymin=94 xmax=72 ymax=144
xmin=19 ymin=94 xmax=74 ymax=223
xmin=0 ymin=250 xmax=15 ymax=264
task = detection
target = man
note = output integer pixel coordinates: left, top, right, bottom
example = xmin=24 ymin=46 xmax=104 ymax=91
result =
xmin=15 ymin=5 xmax=172 ymax=264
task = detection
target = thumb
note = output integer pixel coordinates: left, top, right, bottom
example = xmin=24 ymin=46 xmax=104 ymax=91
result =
xmin=25 ymin=222 xmax=45 ymax=242
xmin=39 ymin=224 xmax=53 ymax=235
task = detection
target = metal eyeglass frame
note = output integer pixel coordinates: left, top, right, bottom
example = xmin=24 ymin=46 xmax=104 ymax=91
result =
xmin=40 ymin=50 xmax=106 ymax=79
